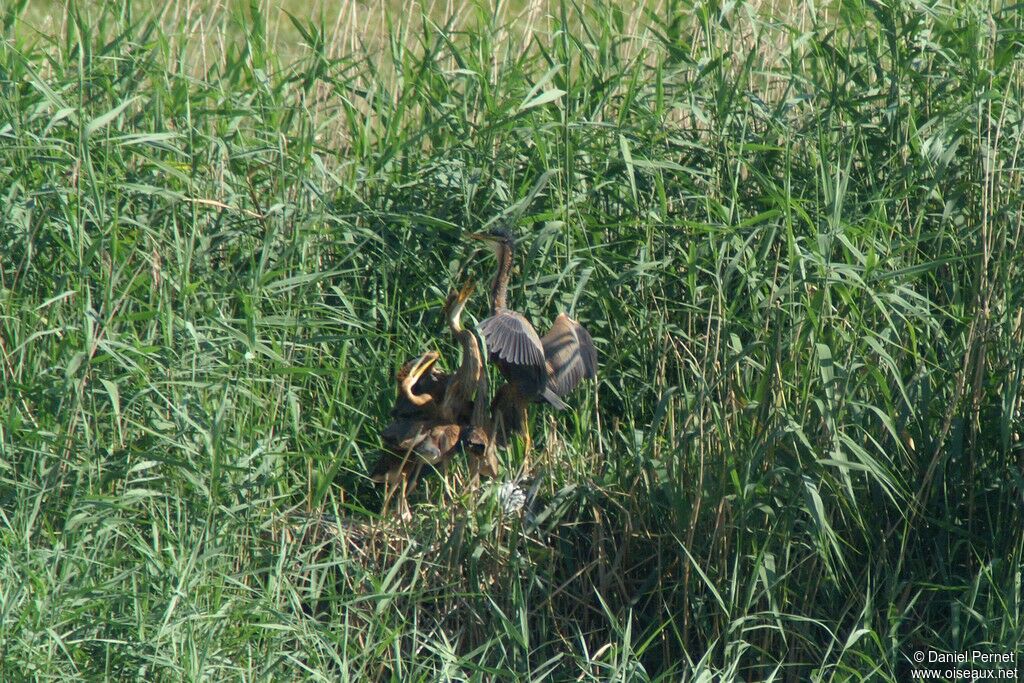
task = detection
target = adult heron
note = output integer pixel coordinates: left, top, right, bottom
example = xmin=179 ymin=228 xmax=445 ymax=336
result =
xmin=469 ymin=227 xmax=597 ymax=467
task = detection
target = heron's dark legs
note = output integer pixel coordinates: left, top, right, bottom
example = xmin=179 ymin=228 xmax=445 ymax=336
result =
xmin=481 ymin=436 xmax=500 ymax=481
xmin=470 ymin=413 xmax=502 ymax=485
xmin=468 ymin=451 xmax=487 ymax=487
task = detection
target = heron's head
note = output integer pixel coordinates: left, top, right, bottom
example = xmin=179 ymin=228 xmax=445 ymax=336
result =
xmin=442 ymin=280 xmax=475 ymax=331
xmin=396 ymin=350 xmax=440 ymax=406
xmin=460 ymin=425 xmax=489 ymax=456
xmin=468 ymin=226 xmax=515 ymax=257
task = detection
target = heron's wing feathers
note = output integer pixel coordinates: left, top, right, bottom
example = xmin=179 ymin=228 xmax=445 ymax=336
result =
xmin=380 ymin=420 xmax=441 ymax=461
xmin=541 ymin=313 xmax=598 ymax=398
xmin=369 ymin=452 xmax=401 ymax=481
xmin=480 ymin=310 xmax=550 ymax=399
xmin=479 ymin=310 xmax=546 ymax=367
xmin=428 ymin=423 xmax=462 ymax=461
xmin=369 ymin=439 xmax=438 ymax=482
xmin=540 ymin=387 xmax=568 ymax=410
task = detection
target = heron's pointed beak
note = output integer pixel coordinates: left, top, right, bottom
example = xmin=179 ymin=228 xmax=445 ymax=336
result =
xmin=443 ymin=280 xmax=474 ymax=318
xmin=456 ymin=279 xmax=475 ymax=303
xmin=400 ymin=350 xmax=441 ymax=406
xmin=467 ymin=232 xmax=491 ymax=242
xmin=408 ymin=351 xmax=440 ymax=383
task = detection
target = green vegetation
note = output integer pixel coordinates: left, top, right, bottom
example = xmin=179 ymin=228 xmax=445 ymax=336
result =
xmin=2 ymin=0 xmax=1023 ymax=679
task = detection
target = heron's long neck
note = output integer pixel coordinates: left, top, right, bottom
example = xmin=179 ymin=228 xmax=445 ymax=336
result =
xmin=457 ymin=329 xmax=482 ymax=387
xmin=402 ymin=381 xmax=433 ymax=406
xmin=441 ymin=327 xmax=482 ymax=416
xmin=491 ymin=242 xmax=513 ymax=310
xmin=471 ymin=357 xmax=489 ymax=428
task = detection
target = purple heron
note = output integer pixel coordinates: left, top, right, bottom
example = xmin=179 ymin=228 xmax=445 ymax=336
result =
xmin=469 ymin=227 xmax=598 ymax=467
xmin=370 ymin=282 xmax=484 ymax=518
xmin=389 ymin=349 xmax=449 ymax=421
xmin=436 ymin=280 xmax=483 ymax=424
xmin=370 ymin=350 xmax=448 ymax=520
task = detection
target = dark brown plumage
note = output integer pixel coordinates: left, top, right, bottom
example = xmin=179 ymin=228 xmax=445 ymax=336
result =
xmin=371 ymin=283 xmax=486 ymax=518
xmin=540 ymin=312 xmax=598 ymax=398
xmin=389 ymin=351 xmax=449 ymax=420
xmin=370 ymin=350 xmax=446 ymax=520
xmin=468 ymin=227 xmax=598 ymax=464
xmin=462 ymin=344 xmax=499 ymax=480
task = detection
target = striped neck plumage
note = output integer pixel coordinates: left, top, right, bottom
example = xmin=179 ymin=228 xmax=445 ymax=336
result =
xmin=491 ymin=240 xmax=512 ymax=310
xmin=470 ymin=352 xmax=489 ymax=426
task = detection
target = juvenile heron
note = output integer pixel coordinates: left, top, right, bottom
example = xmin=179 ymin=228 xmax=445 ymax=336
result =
xmin=387 ymin=281 xmax=479 ymax=424
xmin=469 ymin=227 xmax=597 ymax=466
xmin=371 ymin=350 xmax=448 ymax=520
xmin=390 ymin=349 xmax=449 ymax=420
xmin=371 ymin=282 xmax=485 ymax=518
xmin=437 ymin=279 xmax=483 ymax=424
xmin=384 ymin=280 xmax=484 ymax=468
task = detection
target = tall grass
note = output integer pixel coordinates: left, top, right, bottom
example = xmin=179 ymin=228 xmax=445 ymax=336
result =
xmin=2 ymin=0 xmax=1022 ymax=679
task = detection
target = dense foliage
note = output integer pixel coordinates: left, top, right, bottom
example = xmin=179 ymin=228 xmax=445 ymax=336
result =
xmin=2 ymin=0 xmax=1022 ymax=679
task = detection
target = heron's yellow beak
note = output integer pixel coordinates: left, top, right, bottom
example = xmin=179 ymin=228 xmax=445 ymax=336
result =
xmin=456 ymin=279 xmax=475 ymax=303
xmin=399 ymin=350 xmax=441 ymax=407
xmin=467 ymin=232 xmax=492 ymax=242
xmin=408 ymin=350 xmax=440 ymax=383
xmin=443 ymin=280 xmax=474 ymax=316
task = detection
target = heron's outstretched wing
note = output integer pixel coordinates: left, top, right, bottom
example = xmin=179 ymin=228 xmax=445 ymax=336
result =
xmin=479 ymin=310 xmax=545 ymax=366
xmin=540 ymin=313 xmax=598 ymax=398
xmin=479 ymin=309 xmax=548 ymax=398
